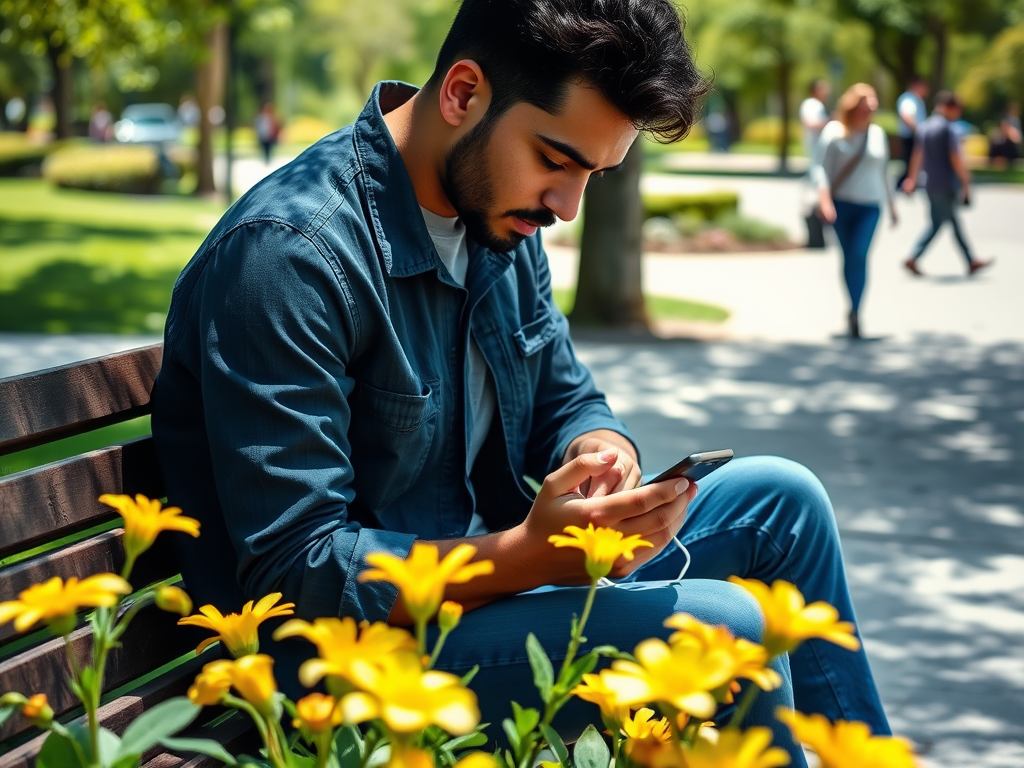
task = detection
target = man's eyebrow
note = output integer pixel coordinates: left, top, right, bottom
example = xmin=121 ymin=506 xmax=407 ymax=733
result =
xmin=538 ymin=134 xmax=623 ymax=172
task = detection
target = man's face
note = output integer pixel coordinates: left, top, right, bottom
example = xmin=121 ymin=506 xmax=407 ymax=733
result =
xmin=442 ymin=82 xmax=637 ymax=252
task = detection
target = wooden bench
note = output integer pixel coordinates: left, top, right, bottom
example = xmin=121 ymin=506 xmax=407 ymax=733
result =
xmin=0 ymin=344 xmax=255 ymax=767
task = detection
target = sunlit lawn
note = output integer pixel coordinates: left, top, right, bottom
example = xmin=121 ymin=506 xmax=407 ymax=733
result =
xmin=0 ymin=179 xmax=224 ymax=333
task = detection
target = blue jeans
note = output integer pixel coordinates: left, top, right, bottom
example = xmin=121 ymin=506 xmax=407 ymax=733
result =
xmin=832 ymin=200 xmax=880 ymax=313
xmin=434 ymin=457 xmax=890 ymax=765
xmin=909 ymin=192 xmax=975 ymax=265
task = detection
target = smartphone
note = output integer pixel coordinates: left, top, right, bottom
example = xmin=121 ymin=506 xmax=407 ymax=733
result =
xmin=642 ymin=449 xmax=734 ymax=486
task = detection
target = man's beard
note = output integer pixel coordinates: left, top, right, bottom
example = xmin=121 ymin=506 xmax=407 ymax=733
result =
xmin=442 ymin=117 xmax=555 ymax=252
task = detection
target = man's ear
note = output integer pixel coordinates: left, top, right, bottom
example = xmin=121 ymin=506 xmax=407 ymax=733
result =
xmin=438 ymin=60 xmax=491 ymax=129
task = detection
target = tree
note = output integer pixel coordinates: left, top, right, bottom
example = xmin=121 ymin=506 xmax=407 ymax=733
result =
xmin=570 ymin=138 xmax=647 ymax=329
xmin=0 ymin=0 xmax=172 ymax=137
xmin=959 ymin=22 xmax=1024 ymax=109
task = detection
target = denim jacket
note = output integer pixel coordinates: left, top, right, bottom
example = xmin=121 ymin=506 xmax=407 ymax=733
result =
xmin=151 ymin=82 xmax=634 ymax=623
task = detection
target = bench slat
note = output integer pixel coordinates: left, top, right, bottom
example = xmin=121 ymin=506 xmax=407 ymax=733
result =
xmin=0 ymin=653 xmax=209 ymax=768
xmin=0 ymin=344 xmax=162 ymax=456
xmin=0 ymin=531 xmax=179 ymax=644
xmin=140 ymin=711 xmax=260 ymax=768
xmin=0 ymin=605 xmax=197 ymax=742
xmin=0 ymin=436 xmax=164 ymax=560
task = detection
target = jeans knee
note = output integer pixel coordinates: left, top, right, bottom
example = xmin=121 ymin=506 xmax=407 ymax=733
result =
xmin=723 ymin=456 xmax=838 ymax=538
xmin=681 ymin=579 xmax=766 ymax=644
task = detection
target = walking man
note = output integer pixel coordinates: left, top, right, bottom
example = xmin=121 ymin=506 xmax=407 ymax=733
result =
xmin=902 ymin=91 xmax=990 ymax=276
xmin=895 ymin=77 xmax=928 ymax=191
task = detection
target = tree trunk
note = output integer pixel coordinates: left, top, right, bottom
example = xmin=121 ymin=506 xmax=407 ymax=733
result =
xmin=929 ymin=19 xmax=948 ymax=96
xmin=570 ymin=138 xmax=648 ymax=329
xmin=224 ymin=21 xmax=236 ymax=204
xmin=777 ymin=54 xmax=792 ymax=173
xmin=46 ymin=42 xmax=74 ymax=139
xmin=195 ymin=24 xmax=226 ymax=196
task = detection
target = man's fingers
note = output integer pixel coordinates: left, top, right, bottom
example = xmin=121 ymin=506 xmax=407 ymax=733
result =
xmin=588 ymin=477 xmax=690 ymax=529
xmin=540 ymin=448 xmax=619 ymax=500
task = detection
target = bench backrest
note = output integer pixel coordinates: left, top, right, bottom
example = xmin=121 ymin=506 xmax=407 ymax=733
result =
xmin=0 ymin=344 xmax=252 ymax=767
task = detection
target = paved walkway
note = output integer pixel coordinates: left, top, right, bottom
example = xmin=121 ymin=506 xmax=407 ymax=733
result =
xmin=2 ymin=157 xmax=1021 ymax=767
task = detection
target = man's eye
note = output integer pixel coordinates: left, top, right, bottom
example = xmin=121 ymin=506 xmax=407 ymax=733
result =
xmin=540 ymin=153 xmax=564 ymax=171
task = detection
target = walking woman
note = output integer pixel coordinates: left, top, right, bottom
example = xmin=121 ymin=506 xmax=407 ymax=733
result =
xmin=811 ymin=83 xmax=897 ymax=338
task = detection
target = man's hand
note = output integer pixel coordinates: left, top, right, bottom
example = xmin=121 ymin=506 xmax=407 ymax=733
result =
xmin=901 ymin=177 xmax=916 ymax=194
xmin=523 ymin=447 xmax=697 ymax=583
xmin=563 ymin=429 xmax=641 ymax=497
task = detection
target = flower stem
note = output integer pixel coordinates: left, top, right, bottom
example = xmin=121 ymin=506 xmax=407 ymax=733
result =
xmin=427 ymin=627 xmax=451 ymax=670
xmin=728 ymin=683 xmax=761 ymax=730
xmin=557 ymin=578 xmax=598 ymax=681
xmin=415 ymin=618 xmax=427 ymax=659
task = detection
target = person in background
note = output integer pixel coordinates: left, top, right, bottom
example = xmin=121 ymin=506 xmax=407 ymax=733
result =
xmin=88 ymin=102 xmax=113 ymax=142
xmin=799 ymin=79 xmax=830 ymax=158
xmin=178 ymin=95 xmax=200 ymax=129
xmin=895 ymin=77 xmax=928 ymax=191
xmin=254 ymin=102 xmax=280 ymax=164
xmin=812 ymin=83 xmax=897 ymax=339
xmin=902 ymin=91 xmax=991 ymax=277
xmin=988 ymin=102 xmax=1022 ymax=170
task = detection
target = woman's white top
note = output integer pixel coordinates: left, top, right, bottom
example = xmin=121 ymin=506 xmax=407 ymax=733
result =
xmin=810 ymin=121 xmax=891 ymax=206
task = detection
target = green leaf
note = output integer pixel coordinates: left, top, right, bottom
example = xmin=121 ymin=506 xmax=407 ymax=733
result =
xmin=159 ymin=736 xmax=238 ymax=765
xmin=37 ymin=729 xmax=89 ymax=768
xmin=512 ymin=703 xmax=540 ymax=738
xmin=333 ymin=725 xmax=364 ymax=768
xmin=118 ymin=697 xmax=201 ymax=757
xmin=525 ymin=633 xmax=554 ymax=700
xmin=588 ymin=646 xmax=635 ymax=661
xmin=562 ymin=652 xmax=598 ymax=691
xmin=110 ymin=755 xmax=144 ymax=768
xmin=539 ymin=724 xmax=569 ymax=767
xmin=501 ymin=718 xmax=521 ymax=753
xmin=460 ymin=665 xmax=480 ymax=686
xmin=96 ymin=726 xmax=123 ymax=767
xmin=442 ymin=730 xmax=489 ymax=752
xmin=0 ymin=705 xmax=16 ymax=730
xmin=572 ymin=725 xmax=611 ymax=768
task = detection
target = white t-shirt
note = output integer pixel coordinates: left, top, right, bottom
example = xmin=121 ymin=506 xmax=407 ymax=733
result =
xmin=897 ymin=92 xmax=926 ymax=138
xmin=799 ymin=97 xmax=828 ymax=156
xmin=419 ymin=206 xmax=496 ymax=535
xmin=810 ymin=122 xmax=891 ymax=206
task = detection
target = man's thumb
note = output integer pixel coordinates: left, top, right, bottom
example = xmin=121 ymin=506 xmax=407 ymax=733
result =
xmin=541 ymin=448 xmax=618 ymax=500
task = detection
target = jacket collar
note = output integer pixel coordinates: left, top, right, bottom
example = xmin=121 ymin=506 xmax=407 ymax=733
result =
xmin=352 ymin=82 xmax=515 ymax=283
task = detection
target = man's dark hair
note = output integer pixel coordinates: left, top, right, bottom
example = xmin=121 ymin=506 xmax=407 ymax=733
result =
xmin=426 ymin=0 xmax=712 ymax=143
xmin=934 ymin=90 xmax=961 ymax=109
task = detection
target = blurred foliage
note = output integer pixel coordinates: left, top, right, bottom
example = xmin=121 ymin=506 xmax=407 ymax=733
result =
xmin=959 ymin=23 xmax=1024 ymax=110
xmin=43 ymin=143 xmax=163 ymax=193
xmin=0 ymin=131 xmax=66 ymax=175
xmin=642 ymin=190 xmax=740 ymax=221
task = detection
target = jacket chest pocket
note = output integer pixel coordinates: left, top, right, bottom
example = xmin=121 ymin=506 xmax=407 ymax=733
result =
xmin=513 ymin=309 xmax=559 ymax=357
xmin=347 ymin=378 xmax=440 ymax=510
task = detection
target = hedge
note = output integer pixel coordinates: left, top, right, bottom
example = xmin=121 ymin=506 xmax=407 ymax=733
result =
xmin=43 ymin=144 xmax=163 ymax=194
xmin=0 ymin=133 xmax=61 ymax=177
xmin=641 ymin=190 xmax=739 ymax=220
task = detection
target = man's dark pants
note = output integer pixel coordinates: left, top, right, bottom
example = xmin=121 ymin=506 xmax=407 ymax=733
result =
xmin=909 ymin=192 xmax=975 ymax=266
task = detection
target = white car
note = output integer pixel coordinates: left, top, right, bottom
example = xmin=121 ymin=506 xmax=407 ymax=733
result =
xmin=114 ymin=104 xmax=181 ymax=145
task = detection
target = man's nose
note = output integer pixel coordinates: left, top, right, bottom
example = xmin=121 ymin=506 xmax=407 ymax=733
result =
xmin=541 ymin=176 xmax=589 ymax=223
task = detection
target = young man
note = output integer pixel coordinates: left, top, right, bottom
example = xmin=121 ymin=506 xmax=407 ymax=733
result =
xmin=151 ymin=0 xmax=890 ymax=761
xmin=902 ymin=91 xmax=991 ymax=276
xmin=895 ymin=77 xmax=928 ymax=191
xmin=799 ymin=79 xmax=830 ymax=158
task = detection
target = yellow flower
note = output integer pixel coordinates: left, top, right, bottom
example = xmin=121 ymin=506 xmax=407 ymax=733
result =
xmin=178 ymin=593 xmax=295 ymax=658
xmin=0 ymin=573 xmax=132 ymax=633
xmin=454 ymin=754 xmax=498 ymax=768
xmin=438 ymin=601 xmax=463 ymax=632
xmin=728 ymin=578 xmax=860 ymax=657
xmin=776 ymin=709 xmax=918 ymax=768
xmin=624 ymin=736 xmax=686 ymax=768
xmin=601 ymin=637 xmax=738 ymax=720
xmin=188 ymin=659 xmax=235 ymax=706
xmin=664 ymin=613 xmax=782 ymax=694
xmin=99 ymin=493 xmax=200 ymax=565
xmin=622 ymin=707 xmax=673 ymax=741
xmin=682 ymin=726 xmax=790 ymax=768
xmin=273 ymin=616 xmax=417 ymax=689
xmin=21 ymin=693 xmax=53 ymax=725
xmin=231 ymin=653 xmax=278 ymax=712
xmin=293 ymin=692 xmax=343 ymax=734
xmin=572 ymin=672 xmax=630 ymax=721
xmin=547 ymin=524 xmax=654 ymax=579
xmin=155 ymin=585 xmax=192 ymax=616
xmin=359 ymin=543 xmax=494 ymax=623
xmin=388 ymin=748 xmax=435 ymax=768
xmin=339 ymin=651 xmax=480 ymax=735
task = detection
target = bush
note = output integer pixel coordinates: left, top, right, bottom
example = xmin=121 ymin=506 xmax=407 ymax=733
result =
xmin=280 ymin=115 xmax=335 ymax=145
xmin=714 ymin=212 xmax=789 ymax=244
xmin=43 ymin=144 xmax=163 ymax=194
xmin=740 ymin=116 xmax=803 ymax=146
xmin=0 ymin=133 xmax=59 ymax=177
xmin=642 ymin=190 xmax=738 ymax=220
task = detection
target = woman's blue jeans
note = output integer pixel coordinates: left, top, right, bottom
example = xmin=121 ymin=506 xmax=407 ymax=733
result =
xmin=832 ymin=200 xmax=881 ymax=313
xmin=433 ymin=457 xmax=890 ymax=766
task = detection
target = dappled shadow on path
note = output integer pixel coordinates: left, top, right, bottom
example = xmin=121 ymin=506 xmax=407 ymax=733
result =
xmin=575 ymin=334 xmax=1024 ymax=767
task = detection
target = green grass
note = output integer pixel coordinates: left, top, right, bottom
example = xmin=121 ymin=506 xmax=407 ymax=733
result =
xmin=0 ymin=178 xmax=224 ymax=333
xmin=552 ymin=288 xmax=729 ymax=323
xmin=0 ymin=416 xmax=152 ymax=479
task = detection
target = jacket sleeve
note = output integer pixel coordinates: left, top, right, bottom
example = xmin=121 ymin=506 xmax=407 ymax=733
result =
xmin=521 ymin=238 xmax=639 ymax=480
xmin=187 ymin=221 xmax=415 ymax=622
